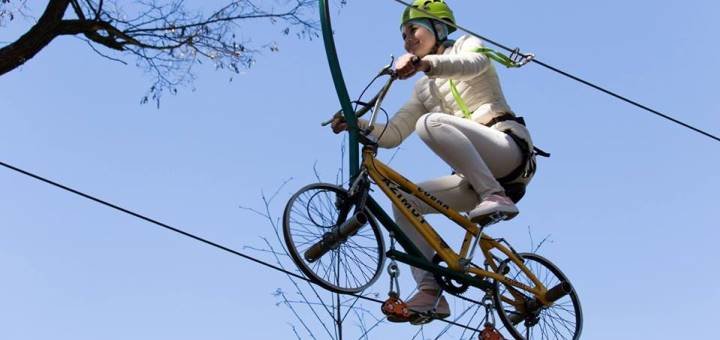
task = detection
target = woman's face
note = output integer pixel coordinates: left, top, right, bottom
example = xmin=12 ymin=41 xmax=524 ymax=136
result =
xmin=402 ymin=23 xmax=436 ymax=57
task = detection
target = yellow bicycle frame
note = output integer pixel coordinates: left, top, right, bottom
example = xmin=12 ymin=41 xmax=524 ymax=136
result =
xmin=363 ymin=147 xmax=552 ymax=306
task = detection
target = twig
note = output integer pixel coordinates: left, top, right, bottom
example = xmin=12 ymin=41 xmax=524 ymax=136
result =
xmin=261 ymin=238 xmax=336 ymax=339
xmin=312 ymin=160 xmax=323 ymax=183
xmin=241 ymin=245 xmax=288 ymax=257
xmin=336 ymin=134 xmax=346 ymax=186
xmin=274 ymin=289 xmax=320 ymax=340
xmin=528 ymin=225 xmax=553 ymax=253
xmin=289 ymin=324 xmax=303 ymax=340
xmin=78 ymin=36 xmax=128 ymax=64
xmin=386 ymin=146 xmax=402 ymax=165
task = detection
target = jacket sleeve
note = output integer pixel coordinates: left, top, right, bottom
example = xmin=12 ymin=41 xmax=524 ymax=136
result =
xmin=422 ymin=36 xmax=490 ymax=81
xmin=357 ymin=84 xmax=426 ymax=149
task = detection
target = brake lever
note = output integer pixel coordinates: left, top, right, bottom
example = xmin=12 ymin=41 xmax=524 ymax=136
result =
xmin=321 ymin=56 xmax=397 ymax=127
xmin=378 ymin=55 xmax=396 ymax=78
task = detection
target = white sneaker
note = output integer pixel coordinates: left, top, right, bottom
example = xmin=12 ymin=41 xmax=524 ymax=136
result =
xmin=468 ymin=193 xmax=519 ymax=225
xmin=406 ymin=290 xmax=450 ymax=324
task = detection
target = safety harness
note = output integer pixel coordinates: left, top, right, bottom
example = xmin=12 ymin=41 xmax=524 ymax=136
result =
xmin=448 ymin=47 xmax=549 ymax=202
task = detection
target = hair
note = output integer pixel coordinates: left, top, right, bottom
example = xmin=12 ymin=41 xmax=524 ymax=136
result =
xmin=405 ymin=18 xmax=449 ymax=42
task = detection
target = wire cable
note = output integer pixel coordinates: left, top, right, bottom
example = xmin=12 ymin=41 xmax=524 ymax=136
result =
xmin=392 ymin=0 xmax=720 ymax=143
xmin=0 ymin=159 xmax=309 ymax=280
xmin=0 ymin=159 xmax=483 ymax=333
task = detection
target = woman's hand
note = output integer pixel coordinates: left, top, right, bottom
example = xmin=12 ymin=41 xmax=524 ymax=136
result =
xmin=395 ymin=53 xmax=431 ymax=80
xmin=330 ymin=114 xmax=347 ymax=134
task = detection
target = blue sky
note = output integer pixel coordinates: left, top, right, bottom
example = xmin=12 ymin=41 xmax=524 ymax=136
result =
xmin=1 ymin=0 xmax=718 ymax=339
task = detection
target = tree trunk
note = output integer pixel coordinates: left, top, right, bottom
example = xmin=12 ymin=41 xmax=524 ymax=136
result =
xmin=0 ymin=0 xmax=71 ymax=76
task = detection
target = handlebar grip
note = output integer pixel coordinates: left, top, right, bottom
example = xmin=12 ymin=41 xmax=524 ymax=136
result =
xmin=321 ymin=110 xmax=343 ymax=126
xmin=321 ymin=117 xmax=335 ymax=126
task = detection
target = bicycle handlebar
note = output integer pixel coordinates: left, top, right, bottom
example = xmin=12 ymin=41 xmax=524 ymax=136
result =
xmin=321 ymin=63 xmax=398 ymax=133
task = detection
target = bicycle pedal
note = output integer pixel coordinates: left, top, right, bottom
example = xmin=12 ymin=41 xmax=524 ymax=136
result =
xmin=381 ymin=294 xmax=411 ymax=322
xmin=480 ymin=324 xmax=505 ymax=340
xmin=473 ymin=212 xmax=508 ymax=227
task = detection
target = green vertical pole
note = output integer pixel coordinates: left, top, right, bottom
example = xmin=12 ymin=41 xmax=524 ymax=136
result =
xmin=319 ymin=0 xmax=359 ymax=178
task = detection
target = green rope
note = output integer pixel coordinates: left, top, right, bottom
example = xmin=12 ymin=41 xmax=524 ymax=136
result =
xmin=473 ymin=47 xmax=525 ymax=68
xmin=449 ymin=79 xmax=472 ymax=119
xmin=450 ymin=47 xmax=527 ymax=118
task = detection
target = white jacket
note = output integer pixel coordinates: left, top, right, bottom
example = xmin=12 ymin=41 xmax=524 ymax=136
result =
xmin=359 ymin=35 xmax=533 ymax=151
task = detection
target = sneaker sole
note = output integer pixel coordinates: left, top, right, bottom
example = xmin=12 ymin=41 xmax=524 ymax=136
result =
xmin=386 ymin=315 xmax=410 ymax=323
xmin=408 ymin=311 xmax=451 ymax=325
xmin=470 ymin=210 xmax=519 ymax=226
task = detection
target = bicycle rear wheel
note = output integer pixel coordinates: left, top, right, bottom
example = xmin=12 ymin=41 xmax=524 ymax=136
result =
xmin=283 ymin=183 xmax=385 ymax=294
xmin=493 ymin=253 xmax=583 ymax=340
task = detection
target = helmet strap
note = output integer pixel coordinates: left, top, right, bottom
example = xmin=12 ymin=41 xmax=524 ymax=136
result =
xmin=428 ymin=20 xmax=445 ymax=54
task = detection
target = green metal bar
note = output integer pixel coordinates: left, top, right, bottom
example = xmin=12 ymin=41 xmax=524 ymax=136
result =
xmin=369 ymin=197 xmax=493 ymax=291
xmin=367 ymin=197 xmax=424 ymax=258
xmin=319 ymin=0 xmax=359 ymax=177
xmin=387 ymin=250 xmax=494 ymax=291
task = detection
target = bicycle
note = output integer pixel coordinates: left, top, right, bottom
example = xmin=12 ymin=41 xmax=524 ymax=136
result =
xmin=282 ymin=62 xmax=583 ymax=339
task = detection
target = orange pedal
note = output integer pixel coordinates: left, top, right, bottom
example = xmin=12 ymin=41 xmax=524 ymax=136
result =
xmin=480 ymin=324 xmax=504 ymax=340
xmin=381 ymin=293 xmax=410 ymax=323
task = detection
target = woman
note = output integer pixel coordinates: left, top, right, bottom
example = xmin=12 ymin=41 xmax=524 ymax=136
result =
xmin=331 ymin=0 xmax=535 ymax=323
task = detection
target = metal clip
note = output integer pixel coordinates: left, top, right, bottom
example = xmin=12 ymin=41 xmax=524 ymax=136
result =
xmin=382 ymin=257 xmax=412 ymax=322
xmin=482 ymin=294 xmax=497 ymax=326
xmin=387 ymin=235 xmax=401 ymax=296
xmin=509 ymin=47 xmax=535 ymax=67
xmin=387 ymin=260 xmax=401 ymax=297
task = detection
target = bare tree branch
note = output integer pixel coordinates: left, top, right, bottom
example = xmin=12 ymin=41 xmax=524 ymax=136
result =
xmin=274 ymin=289 xmax=320 ymax=340
xmin=69 ymin=0 xmax=85 ymax=20
xmin=0 ymin=0 xmax=319 ymax=106
xmin=77 ymin=35 xmax=127 ymax=64
xmin=0 ymin=0 xmax=30 ymax=26
xmin=0 ymin=0 xmax=72 ymax=75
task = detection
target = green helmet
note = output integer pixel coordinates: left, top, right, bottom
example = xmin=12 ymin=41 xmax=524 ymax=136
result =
xmin=400 ymin=0 xmax=457 ymax=34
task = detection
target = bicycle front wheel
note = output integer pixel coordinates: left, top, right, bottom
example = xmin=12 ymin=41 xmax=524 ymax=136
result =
xmin=283 ymin=183 xmax=385 ymax=294
xmin=493 ymin=253 xmax=583 ymax=340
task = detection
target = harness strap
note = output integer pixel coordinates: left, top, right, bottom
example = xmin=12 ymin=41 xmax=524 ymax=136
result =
xmin=533 ymin=145 xmax=551 ymax=158
xmin=497 ymin=130 xmax=532 ymax=184
xmin=488 ymin=114 xmax=523 ymax=127
xmin=487 ymin=114 xmax=551 ymax=158
xmin=448 ymin=46 xmax=531 ymax=119
xmin=473 ymin=47 xmax=526 ymax=68
xmin=449 ymin=79 xmax=472 ymax=119
xmin=446 ymin=47 xmax=546 ymax=192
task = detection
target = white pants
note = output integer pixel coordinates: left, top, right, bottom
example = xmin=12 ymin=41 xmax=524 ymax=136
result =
xmin=393 ymin=113 xmax=523 ymax=290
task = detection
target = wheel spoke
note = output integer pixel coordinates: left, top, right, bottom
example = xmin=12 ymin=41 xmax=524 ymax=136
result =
xmin=492 ymin=253 xmax=582 ymax=339
xmin=283 ymin=184 xmax=385 ymax=294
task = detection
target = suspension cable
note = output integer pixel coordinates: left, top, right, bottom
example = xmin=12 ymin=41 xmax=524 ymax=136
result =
xmin=0 ymin=159 xmax=483 ymax=333
xmin=392 ymin=0 xmax=720 ymax=143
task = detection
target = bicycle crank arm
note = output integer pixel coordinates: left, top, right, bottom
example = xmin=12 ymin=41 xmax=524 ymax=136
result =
xmin=508 ymin=281 xmax=573 ymax=325
xmin=304 ymin=212 xmax=368 ymax=263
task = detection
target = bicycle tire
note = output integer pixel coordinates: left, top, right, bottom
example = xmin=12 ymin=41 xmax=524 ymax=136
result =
xmin=493 ymin=253 xmax=583 ymax=340
xmin=283 ymin=183 xmax=385 ymax=294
